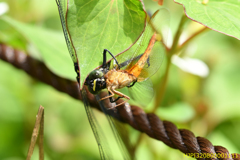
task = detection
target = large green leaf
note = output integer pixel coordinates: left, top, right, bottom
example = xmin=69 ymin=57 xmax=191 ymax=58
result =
xmin=66 ymin=0 xmax=146 ymax=87
xmin=0 ymin=16 xmax=76 ymax=81
xmin=174 ymin=0 xmax=240 ymax=40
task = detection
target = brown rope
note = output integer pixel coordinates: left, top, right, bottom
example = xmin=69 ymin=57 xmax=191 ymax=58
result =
xmin=0 ymin=43 xmax=239 ymax=160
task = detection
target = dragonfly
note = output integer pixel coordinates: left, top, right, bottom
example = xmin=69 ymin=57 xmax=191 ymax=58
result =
xmin=56 ymin=0 xmax=169 ymax=159
xmin=84 ymin=9 xmax=170 ymax=108
xmin=55 ymin=0 xmax=134 ymax=159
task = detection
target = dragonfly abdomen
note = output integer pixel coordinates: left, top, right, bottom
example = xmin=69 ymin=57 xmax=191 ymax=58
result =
xmin=127 ymin=33 xmax=157 ymax=78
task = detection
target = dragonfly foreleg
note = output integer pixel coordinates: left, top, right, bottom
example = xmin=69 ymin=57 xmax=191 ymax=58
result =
xmin=103 ymin=49 xmax=120 ymax=69
xmin=99 ymin=87 xmax=115 ymax=101
xmin=99 ymin=87 xmax=130 ymax=107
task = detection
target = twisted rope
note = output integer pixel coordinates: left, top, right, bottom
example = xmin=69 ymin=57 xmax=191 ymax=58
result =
xmin=0 ymin=43 xmax=239 ymax=160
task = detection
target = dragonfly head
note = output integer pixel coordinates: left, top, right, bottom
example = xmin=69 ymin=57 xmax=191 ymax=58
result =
xmin=85 ymin=69 xmax=106 ymax=94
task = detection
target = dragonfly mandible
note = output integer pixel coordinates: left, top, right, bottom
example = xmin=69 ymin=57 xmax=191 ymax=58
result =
xmin=85 ymin=9 xmax=170 ymax=108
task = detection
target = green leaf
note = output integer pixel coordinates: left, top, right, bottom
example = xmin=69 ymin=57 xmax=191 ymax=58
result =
xmin=66 ymin=0 xmax=146 ymax=87
xmin=174 ymin=0 xmax=240 ymax=40
xmin=0 ymin=16 xmax=76 ymax=81
xmin=0 ymin=20 xmax=27 ymax=50
xmin=156 ymin=102 xmax=195 ymax=122
xmin=210 ymin=119 xmax=240 ymax=153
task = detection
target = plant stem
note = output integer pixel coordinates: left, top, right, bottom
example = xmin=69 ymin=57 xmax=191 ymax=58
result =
xmin=153 ymin=57 xmax=171 ymax=113
xmin=169 ymin=15 xmax=188 ymax=56
xmin=153 ymin=15 xmax=187 ymax=112
xmin=39 ymin=106 xmax=44 ymax=160
xmin=27 ymin=106 xmax=44 ymax=160
xmin=177 ymin=26 xmax=209 ymax=52
xmin=132 ymin=133 xmax=144 ymax=155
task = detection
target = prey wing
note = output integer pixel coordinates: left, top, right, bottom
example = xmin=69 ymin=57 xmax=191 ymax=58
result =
xmin=118 ymin=9 xmax=170 ymax=81
xmin=128 ymin=78 xmax=154 ymax=107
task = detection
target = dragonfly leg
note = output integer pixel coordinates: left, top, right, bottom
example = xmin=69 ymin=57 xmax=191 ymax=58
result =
xmin=111 ymin=88 xmax=130 ymax=107
xmin=147 ymin=56 xmax=150 ymax=68
xmin=109 ymin=92 xmax=123 ymax=103
xmin=99 ymin=87 xmax=115 ymax=101
xmin=103 ymin=49 xmax=120 ymax=69
xmin=115 ymin=100 xmax=129 ymax=107
xmin=127 ymin=80 xmax=137 ymax=88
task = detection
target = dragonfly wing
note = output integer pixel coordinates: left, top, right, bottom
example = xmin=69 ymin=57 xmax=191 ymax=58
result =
xmin=81 ymin=88 xmax=113 ymax=160
xmin=129 ymin=9 xmax=170 ymax=81
xmin=111 ymin=117 xmax=135 ymax=159
xmin=137 ymin=40 xmax=165 ymax=82
xmin=115 ymin=25 xmax=151 ymax=70
xmin=128 ymin=78 xmax=154 ymax=107
xmin=116 ymin=9 xmax=170 ymax=72
xmin=152 ymin=9 xmax=171 ymax=48
xmin=95 ymin=94 xmax=132 ymax=160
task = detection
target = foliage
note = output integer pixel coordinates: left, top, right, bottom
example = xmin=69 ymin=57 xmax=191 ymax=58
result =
xmin=66 ymin=0 xmax=146 ymax=87
xmin=0 ymin=0 xmax=240 ymax=160
xmin=174 ymin=0 xmax=240 ymax=40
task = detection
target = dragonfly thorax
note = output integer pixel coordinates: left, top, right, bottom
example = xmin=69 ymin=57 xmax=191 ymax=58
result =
xmin=105 ymin=69 xmax=137 ymax=90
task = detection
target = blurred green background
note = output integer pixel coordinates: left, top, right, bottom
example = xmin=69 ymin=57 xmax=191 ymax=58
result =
xmin=0 ymin=0 xmax=240 ymax=160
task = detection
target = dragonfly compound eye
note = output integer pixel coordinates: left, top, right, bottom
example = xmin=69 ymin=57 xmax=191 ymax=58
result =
xmin=87 ymin=78 xmax=106 ymax=94
xmin=88 ymin=69 xmax=104 ymax=80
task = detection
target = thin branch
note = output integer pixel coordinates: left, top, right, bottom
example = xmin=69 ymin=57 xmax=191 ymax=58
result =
xmin=153 ymin=16 xmax=208 ymax=112
xmin=153 ymin=14 xmax=188 ymax=111
xmin=169 ymin=14 xmax=188 ymax=56
xmin=26 ymin=105 xmax=44 ymax=160
xmin=39 ymin=106 xmax=44 ymax=160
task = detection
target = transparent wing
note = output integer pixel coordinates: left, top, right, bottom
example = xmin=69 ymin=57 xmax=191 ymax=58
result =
xmin=56 ymin=0 xmax=77 ymax=64
xmin=113 ymin=118 xmax=135 ymax=159
xmin=95 ymin=94 xmax=132 ymax=160
xmin=128 ymin=78 xmax=154 ymax=107
xmin=117 ymin=9 xmax=170 ymax=80
xmin=81 ymin=88 xmax=113 ymax=160
xmin=137 ymin=9 xmax=170 ymax=81
xmin=115 ymin=21 xmax=150 ymax=70
xmin=137 ymin=40 xmax=165 ymax=82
